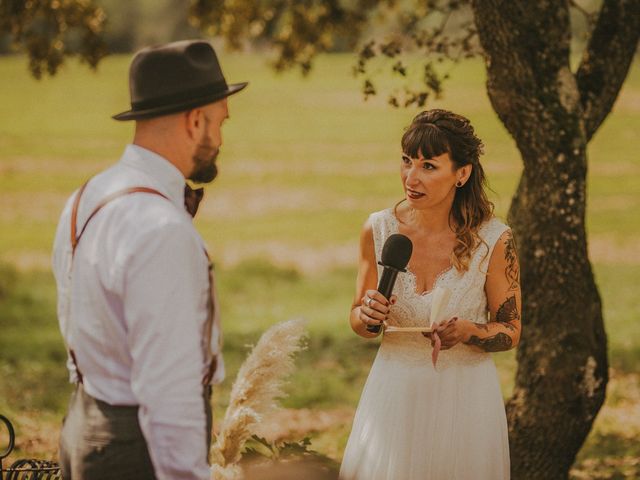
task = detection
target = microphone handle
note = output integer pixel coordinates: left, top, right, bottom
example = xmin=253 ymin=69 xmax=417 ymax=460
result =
xmin=366 ymin=266 xmax=400 ymax=333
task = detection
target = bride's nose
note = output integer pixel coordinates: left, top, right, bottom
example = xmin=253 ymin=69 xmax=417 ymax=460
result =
xmin=405 ymin=164 xmax=421 ymax=186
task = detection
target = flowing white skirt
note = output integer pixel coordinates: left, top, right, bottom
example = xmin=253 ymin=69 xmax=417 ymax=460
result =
xmin=339 ymin=345 xmax=510 ymax=480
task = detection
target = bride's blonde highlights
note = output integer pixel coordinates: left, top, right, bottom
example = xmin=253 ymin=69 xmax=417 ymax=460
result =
xmin=398 ymin=109 xmax=494 ymax=272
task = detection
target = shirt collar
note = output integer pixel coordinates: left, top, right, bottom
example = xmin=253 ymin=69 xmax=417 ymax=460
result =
xmin=119 ymin=144 xmax=186 ymax=209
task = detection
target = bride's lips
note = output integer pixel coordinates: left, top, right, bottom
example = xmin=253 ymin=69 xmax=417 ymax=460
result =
xmin=406 ymin=188 xmax=425 ymax=200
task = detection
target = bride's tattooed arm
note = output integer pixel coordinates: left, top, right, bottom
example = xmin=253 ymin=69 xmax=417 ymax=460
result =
xmin=465 ymin=230 xmax=522 ymax=352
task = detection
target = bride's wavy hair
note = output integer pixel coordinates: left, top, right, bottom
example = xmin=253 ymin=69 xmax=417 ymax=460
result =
xmin=397 ymin=109 xmax=494 ymax=272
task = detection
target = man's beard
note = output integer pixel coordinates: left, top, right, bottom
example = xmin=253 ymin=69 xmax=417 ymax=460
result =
xmin=189 ymin=140 xmax=220 ymax=184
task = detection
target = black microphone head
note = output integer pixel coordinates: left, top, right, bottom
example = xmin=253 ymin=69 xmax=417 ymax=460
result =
xmin=381 ymin=233 xmax=413 ymax=270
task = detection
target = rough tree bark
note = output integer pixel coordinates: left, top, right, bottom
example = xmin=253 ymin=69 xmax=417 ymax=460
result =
xmin=470 ymin=1 xmax=639 ymax=478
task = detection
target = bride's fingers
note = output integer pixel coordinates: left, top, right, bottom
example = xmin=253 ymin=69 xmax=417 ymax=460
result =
xmin=359 ymin=312 xmax=382 ymax=327
xmin=439 ymin=335 xmax=456 ymax=347
xmin=369 ymin=300 xmax=391 ymax=315
xmin=362 ymin=295 xmax=391 ymax=315
xmin=441 ymin=338 xmax=461 ymax=349
xmin=361 ymin=305 xmax=386 ymax=322
xmin=363 ymin=318 xmax=382 ymax=327
xmin=440 ymin=322 xmax=459 ymax=336
xmin=440 ymin=328 xmax=456 ymax=339
xmin=365 ymin=290 xmax=389 ymax=306
xmin=438 ymin=331 xmax=459 ymax=346
xmin=437 ymin=317 xmax=458 ymax=331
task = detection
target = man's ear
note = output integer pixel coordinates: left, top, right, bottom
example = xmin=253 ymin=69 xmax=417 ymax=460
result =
xmin=184 ymin=108 xmax=203 ymax=142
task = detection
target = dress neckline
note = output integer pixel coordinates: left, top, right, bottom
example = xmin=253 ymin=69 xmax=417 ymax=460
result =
xmin=405 ymin=264 xmax=454 ymax=297
xmin=386 ymin=209 xmax=456 ymax=297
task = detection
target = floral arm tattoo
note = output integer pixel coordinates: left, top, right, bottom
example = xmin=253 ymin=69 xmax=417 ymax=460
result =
xmin=504 ymin=230 xmax=520 ymax=291
xmin=467 ymin=331 xmax=513 ymax=352
xmin=467 ymin=231 xmax=521 ymax=352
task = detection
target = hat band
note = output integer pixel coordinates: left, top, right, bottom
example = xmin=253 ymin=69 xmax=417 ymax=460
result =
xmin=131 ymin=80 xmax=229 ymax=111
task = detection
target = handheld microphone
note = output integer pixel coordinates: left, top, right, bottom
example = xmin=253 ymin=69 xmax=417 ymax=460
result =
xmin=366 ymin=233 xmax=413 ymax=333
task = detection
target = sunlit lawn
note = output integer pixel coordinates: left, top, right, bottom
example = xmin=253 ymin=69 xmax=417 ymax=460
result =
xmin=0 ymin=52 xmax=638 ymax=476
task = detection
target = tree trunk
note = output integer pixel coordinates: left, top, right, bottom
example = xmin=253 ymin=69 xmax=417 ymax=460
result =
xmin=468 ymin=0 xmax=640 ymax=477
xmin=505 ymin=140 xmax=608 ymax=479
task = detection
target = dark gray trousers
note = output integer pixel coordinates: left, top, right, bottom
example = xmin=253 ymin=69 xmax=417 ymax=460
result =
xmin=59 ymin=384 xmax=212 ymax=480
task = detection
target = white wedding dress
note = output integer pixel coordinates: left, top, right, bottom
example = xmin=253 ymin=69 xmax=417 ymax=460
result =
xmin=340 ymin=209 xmax=511 ymax=480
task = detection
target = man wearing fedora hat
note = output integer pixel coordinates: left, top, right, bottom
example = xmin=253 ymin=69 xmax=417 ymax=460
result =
xmin=52 ymin=39 xmax=247 ymax=479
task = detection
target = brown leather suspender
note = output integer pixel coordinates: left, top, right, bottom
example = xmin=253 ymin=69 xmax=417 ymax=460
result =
xmin=70 ymin=181 xmax=90 ymax=255
xmin=71 ymin=182 xmax=169 ymax=256
xmin=67 ymin=180 xmax=219 ymax=386
xmin=68 ymin=182 xmax=169 ymax=383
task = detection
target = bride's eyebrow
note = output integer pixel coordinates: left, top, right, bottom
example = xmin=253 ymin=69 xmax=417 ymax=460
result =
xmin=402 ymin=153 xmax=438 ymax=163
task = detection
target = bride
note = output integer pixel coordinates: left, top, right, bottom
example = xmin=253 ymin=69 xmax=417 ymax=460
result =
xmin=339 ymin=109 xmax=520 ymax=480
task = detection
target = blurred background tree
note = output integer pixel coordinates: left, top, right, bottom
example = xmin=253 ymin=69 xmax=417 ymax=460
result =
xmin=1 ymin=1 xmax=638 ymax=478
xmin=99 ymin=0 xmax=201 ymax=52
xmin=0 ymin=0 xmax=107 ymax=78
xmin=0 ymin=0 xmax=200 ymax=72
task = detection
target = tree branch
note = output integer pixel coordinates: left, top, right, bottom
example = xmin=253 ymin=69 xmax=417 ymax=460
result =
xmin=0 ymin=0 xmax=107 ymax=78
xmin=471 ymin=0 xmax=573 ymax=153
xmin=191 ymin=0 xmax=370 ymax=75
xmin=354 ymin=1 xmax=479 ymax=108
xmin=576 ymin=0 xmax=640 ymax=141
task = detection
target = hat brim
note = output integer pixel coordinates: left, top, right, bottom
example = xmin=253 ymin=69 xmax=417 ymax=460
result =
xmin=112 ymin=82 xmax=248 ymax=121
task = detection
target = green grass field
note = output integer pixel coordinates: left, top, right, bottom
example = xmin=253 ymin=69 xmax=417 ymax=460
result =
xmin=0 ymin=52 xmax=639 ymax=477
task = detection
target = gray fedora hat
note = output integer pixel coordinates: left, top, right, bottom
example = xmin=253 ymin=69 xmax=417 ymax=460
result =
xmin=113 ymin=39 xmax=248 ymax=121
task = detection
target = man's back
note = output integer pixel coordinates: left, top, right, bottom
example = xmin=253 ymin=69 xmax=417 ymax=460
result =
xmin=54 ymin=145 xmax=212 ymax=479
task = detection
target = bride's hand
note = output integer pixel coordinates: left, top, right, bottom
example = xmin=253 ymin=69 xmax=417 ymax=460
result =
xmin=359 ymin=290 xmax=396 ymax=328
xmin=436 ymin=317 xmax=472 ymax=350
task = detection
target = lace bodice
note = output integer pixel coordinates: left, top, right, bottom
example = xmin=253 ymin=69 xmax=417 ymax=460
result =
xmin=371 ymin=208 xmax=509 ymax=368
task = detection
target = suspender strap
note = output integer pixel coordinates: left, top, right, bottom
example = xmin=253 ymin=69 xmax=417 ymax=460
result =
xmin=68 ymin=181 xmax=220 ymax=386
xmin=68 ymin=183 xmax=170 ymax=383
xmin=70 ymin=180 xmax=90 ymax=254
xmin=202 ymin=254 xmax=223 ymax=385
xmin=72 ymin=185 xmax=170 ymax=256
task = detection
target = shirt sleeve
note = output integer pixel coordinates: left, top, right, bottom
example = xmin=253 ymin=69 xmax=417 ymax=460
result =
xmin=52 ymin=194 xmax=80 ymax=383
xmin=122 ymin=219 xmax=211 ymax=480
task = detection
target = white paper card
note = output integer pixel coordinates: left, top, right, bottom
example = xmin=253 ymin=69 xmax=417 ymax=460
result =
xmin=429 ymin=286 xmax=452 ymax=327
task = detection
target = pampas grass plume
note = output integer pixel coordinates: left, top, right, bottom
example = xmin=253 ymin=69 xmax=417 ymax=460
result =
xmin=210 ymin=318 xmax=307 ymax=479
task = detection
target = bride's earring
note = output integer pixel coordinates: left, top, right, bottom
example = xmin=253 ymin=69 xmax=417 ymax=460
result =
xmin=455 ymin=180 xmax=463 ymax=188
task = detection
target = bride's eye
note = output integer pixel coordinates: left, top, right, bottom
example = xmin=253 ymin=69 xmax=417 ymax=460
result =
xmin=401 ymin=155 xmax=411 ymax=165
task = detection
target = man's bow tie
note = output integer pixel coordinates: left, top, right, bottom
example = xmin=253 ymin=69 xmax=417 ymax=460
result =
xmin=184 ymin=184 xmax=204 ymax=217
